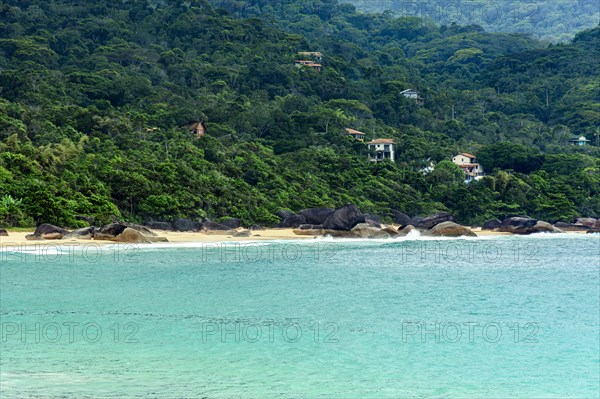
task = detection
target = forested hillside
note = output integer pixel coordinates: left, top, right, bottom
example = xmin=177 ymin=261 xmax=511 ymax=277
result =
xmin=346 ymin=0 xmax=600 ymax=42
xmin=0 ymin=0 xmax=599 ymax=227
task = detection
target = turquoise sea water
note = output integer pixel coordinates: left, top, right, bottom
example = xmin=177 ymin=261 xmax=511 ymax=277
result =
xmin=1 ymin=234 xmax=599 ymax=398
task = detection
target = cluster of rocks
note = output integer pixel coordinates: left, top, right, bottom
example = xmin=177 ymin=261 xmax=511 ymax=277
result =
xmin=144 ymin=217 xmax=264 ymax=237
xmin=482 ymin=216 xmax=600 ymax=235
xmin=283 ymin=206 xmax=476 ymax=238
xmin=25 ymin=223 xmax=168 ymax=243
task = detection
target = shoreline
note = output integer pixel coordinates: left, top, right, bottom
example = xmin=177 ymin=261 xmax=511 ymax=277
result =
xmin=0 ymin=227 xmax=592 ymax=248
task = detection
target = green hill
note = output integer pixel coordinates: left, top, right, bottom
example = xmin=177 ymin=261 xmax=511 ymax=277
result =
xmin=345 ymin=0 xmax=600 ymax=42
xmin=0 ymin=0 xmax=598 ymax=227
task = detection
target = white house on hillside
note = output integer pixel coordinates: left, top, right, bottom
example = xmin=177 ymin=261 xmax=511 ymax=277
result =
xmin=367 ymin=139 xmax=395 ymax=162
xmin=400 ymin=89 xmax=424 ymax=106
xmin=568 ymin=135 xmax=590 ymax=146
xmin=452 ymin=152 xmax=484 ymax=182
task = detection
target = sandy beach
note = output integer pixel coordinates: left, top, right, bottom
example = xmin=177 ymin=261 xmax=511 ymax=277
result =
xmin=0 ymin=226 xmax=589 ymax=248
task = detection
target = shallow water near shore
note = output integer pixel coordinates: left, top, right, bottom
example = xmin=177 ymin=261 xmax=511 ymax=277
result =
xmin=1 ymin=235 xmax=599 ymax=398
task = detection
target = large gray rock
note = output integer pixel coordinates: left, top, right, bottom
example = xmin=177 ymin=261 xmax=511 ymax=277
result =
xmin=173 ymin=218 xmax=201 ymax=232
xmin=351 ymin=223 xmax=391 ymax=239
xmin=498 ymin=217 xmax=539 ymax=234
xmin=112 ymin=227 xmax=151 ymax=243
xmin=233 ymin=230 xmax=251 ymax=237
xmin=124 ymin=223 xmax=158 ymax=237
xmin=554 ymin=222 xmax=591 ymax=231
xmin=34 ymin=224 xmax=69 ymax=237
xmin=392 ymin=210 xmax=411 ymax=226
xmin=382 ymin=226 xmax=400 ymax=237
xmin=596 ymin=220 xmax=600 ymax=229
xmin=95 ymin=223 xmax=128 ymax=239
xmin=275 ymin=210 xmax=296 ymax=221
xmin=299 ymin=208 xmax=335 ymax=225
xmin=279 ymin=215 xmax=306 ymax=228
xmin=323 ymin=204 xmax=364 ymax=231
xmin=95 ymin=223 xmax=159 ymax=240
xmin=220 ymin=218 xmax=242 ymax=229
xmin=482 ymin=219 xmax=502 ymax=230
xmin=202 ymin=220 xmax=234 ymax=231
xmin=409 ymin=216 xmax=424 ymax=226
xmin=424 ymin=221 xmax=477 ymax=237
xmin=416 ymin=212 xmax=454 ymax=229
xmin=63 ymin=227 xmax=95 ymax=240
xmin=575 ymin=218 xmax=597 ymax=228
xmin=145 ymin=221 xmax=174 ymax=231
xmin=531 ymin=221 xmax=563 ymax=234
xmin=0 ymin=228 xmax=8 ymax=237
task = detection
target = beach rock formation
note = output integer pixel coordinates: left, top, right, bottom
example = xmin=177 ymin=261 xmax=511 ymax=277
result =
xmin=112 ymin=227 xmax=151 ymax=243
xmin=351 ymin=223 xmax=391 ymax=239
xmin=279 ymin=214 xmax=306 ymax=228
xmin=397 ymin=225 xmax=416 ymax=236
xmin=34 ymin=224 xmax=69 ymax=239
xmin=95 ymin=223 xmax=165 ymax=242
xmin=202 ymin=220 xmax=235 ymax=231
xmin=575 ymin=218 xmax=597 ymax=228
xmin=554 ymin=222 xmax=591 ymax=231
xmin=416 ymin=212 xmax=454 ymax=229
xmin=0 ymin=228 xmax=8 ymax=236
xmin=25 ymin=234 xmax=43 ymax=240
xmin=323 ymin=204 xmax=364 ymax=231
xmin=499 ymin=217 xmax=562 ymax=234
xmin=250 ymin=225 xmax=266 ymax=230
xmin=145 ymin=221 xmax=174 ymax=231
xmin=62 ymin=227 xmax=95 ymax=240
xmin=292 ymin=228 xmax=322 ymax=236
xmin=173 ymin=218 xmax=201 ymax=232
xmin=233 ymin=230 xmax=251 ymax=237
xmin=275 ymin=210 xmax=296 ymax=221
xmin=531 ymin=221 xmax=563 ymax=234
xmin=392 ymin=210 xmax=411 ymax=226
xmin=498 ymin=217 xmax=538 ymax=234
xmin=299 ymin=208 xmax=335 ymax=225
xmin=482 ymin=219 xmax=502 ymax=230
xmin=220 ymin=218 xmax=242 ymax=229
xmin=596 ymin=220 xmax=600 ymax=229
xmin=424 ymin=221 xmax=477 ymax=237
xmin=382 ymin=226 xmax=400 ymax=237
xmin=409 ymin=216 xmax=424 ymax=226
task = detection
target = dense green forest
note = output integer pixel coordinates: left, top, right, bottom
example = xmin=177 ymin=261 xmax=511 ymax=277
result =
xmin=0 ymin=0 xmax=599 ymax=228
xmin=346 ymin=0 xmax=600 ymax=42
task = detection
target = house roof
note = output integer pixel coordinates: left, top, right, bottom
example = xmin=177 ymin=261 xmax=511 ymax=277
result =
xmin=367 ymin=138 xmax=395 ymax=144
xmin=306 ymin=63 xmax=322 ymax=67
xmin=190 ymin=122 xmax=206 ymax=130
xmin=298 ymin=51 xmax=322 ymax=56
xmin=458 ymin=163 xmax=479 ymax=168
xmin=345 ymin=128 xmax=365 ymax=135
xmin=400 ymin=89 xmax=417 ymax=94
xmin=458 ymin=152 xmax=476 ymax=159
xmin=568 ymin=136 xmax=590 ymax=141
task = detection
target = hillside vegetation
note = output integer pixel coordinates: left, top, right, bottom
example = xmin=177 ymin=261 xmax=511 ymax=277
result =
xmin=346 ymin=0 xmax=600 ymax=42
xmin=0 ymin=0 xmax=599 ymax=227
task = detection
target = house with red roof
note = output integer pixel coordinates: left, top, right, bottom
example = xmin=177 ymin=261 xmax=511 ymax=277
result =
xmin=452 ymin=152 xmax=484 ymax=182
